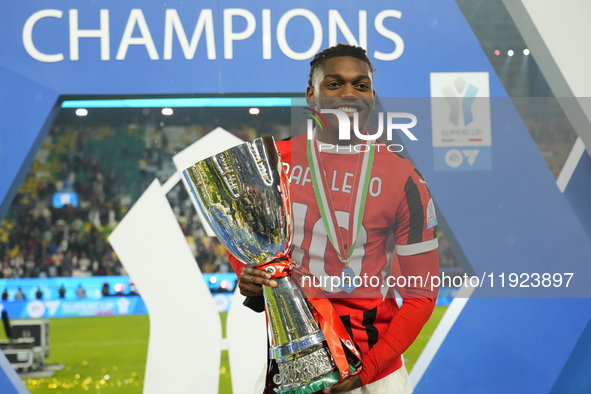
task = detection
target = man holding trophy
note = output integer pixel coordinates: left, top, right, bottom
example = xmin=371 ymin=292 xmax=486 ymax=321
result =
xmin=184 ymin=44 xmax=439 ymax=394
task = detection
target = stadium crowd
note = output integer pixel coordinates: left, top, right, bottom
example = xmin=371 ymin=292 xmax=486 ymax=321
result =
xmin=0 ymin=154 xmax=126 ymax=279
xmin=0 ymin=120 xmax=289 ymax=279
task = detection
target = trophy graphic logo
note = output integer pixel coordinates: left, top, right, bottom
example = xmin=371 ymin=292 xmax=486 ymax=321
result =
xmin=183 ymin=136 xmax=360 ymax=393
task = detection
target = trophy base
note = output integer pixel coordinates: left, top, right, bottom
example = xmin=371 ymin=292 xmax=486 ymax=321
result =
xmin=263 ymin=275 xmax=360 ymax=393
xmin=278 ymin=370 xmax=340 ymax=394
xmin=277 ymin=344 xmax=353 ymax=394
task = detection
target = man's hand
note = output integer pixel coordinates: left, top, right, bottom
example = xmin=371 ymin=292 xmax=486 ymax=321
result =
xmin=238 ymin=265 xmax=277 ymax=297
xmin=322 ymin=375 xmax=362 ymax=393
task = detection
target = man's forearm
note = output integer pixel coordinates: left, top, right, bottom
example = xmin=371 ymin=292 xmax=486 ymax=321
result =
xmin=359 ymin=248 xmax=439 ymax=384
xmin=358 ymin=296 xmax=436 ymax=385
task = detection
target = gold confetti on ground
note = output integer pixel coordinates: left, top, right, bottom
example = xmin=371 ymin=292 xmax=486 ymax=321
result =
xmin=24 ymin=372 xmax=143 ymax=391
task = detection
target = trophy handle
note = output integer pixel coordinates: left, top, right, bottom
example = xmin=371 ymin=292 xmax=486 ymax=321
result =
xmin=211 ymin=152 xmax=241 ymax=198
xmin=248 ymin=138 xmax=275 ymax=186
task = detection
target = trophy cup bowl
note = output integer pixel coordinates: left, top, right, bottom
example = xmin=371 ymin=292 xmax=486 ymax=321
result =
xmin=182 ymin=136 xmax=341 ymax=393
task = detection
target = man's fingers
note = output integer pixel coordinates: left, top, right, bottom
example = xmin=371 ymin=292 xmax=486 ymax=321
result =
xmin=244 ymin=266 xmax=272 ymax=279
xmin=241 ymin=267 xmax=277 ymax=288
xmin=322 ymin=375 xmax=361 ymax=393
xmin=323 ymin=383 xmax=343 ymax=393
xmin=238 ymin=267 xmax=277 ymax=297
xmin=241 ymin=273 xmax=277 ymax=287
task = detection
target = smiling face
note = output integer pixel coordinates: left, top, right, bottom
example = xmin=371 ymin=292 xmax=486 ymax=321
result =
xmin=306 ymin=56 xmax=376 ymax=144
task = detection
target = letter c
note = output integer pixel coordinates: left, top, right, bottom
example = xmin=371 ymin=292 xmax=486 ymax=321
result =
xmin=23 ymin=9 xmax=64 ymax=62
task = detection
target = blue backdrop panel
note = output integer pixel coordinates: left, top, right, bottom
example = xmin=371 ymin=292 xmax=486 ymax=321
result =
xmin=0 ymin=352 xmax=29 ymax=394
xmin=0 ymin=67 xmax=60 ymax=220
xmin=549 ymin=313 xmax=591 ymax=393
xmin=563 ymin=149 xmax=591 ymax=241
xmin=418 ymin=298 xmax=591 ymax=393
xmin=1 ymin=1 xmax=590 ymax=392
xmin=406 ymin=98 xmax=591 ymax=297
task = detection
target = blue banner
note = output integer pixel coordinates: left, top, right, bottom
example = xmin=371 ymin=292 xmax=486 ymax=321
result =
xmin=0 ymin=275 xmax=237 ymax=316
xmin=0 ymin=274 xmax=237 ymax=301
xmin=0 ymin=296 xmax=147 ymax=319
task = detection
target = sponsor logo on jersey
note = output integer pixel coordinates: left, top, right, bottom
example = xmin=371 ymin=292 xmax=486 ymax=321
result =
xmin=426 ymin=198 xmax=437 ymax=230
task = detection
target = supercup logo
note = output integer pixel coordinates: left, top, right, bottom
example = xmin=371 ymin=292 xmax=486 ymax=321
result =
xmin=442 ymin=78 xmax=479 ymax=127
xmin=430 ymin=72 xmax=492 ymax=171
xmin=304 ymin=107 xmax=418 ymax=152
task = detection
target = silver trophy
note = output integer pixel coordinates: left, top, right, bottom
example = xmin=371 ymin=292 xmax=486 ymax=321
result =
xmin=183 ymin=136 xmax=342 ymax=393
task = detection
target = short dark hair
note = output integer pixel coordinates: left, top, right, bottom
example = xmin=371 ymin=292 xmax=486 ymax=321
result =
xmin=308 ymin=44 xmax=374 ymax=87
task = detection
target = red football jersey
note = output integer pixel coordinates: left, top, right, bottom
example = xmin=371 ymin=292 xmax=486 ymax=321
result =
xmin=279 ymin=135 xmax=438 ymax=301
xmin=279 ymin=134 xmax=438 ymax=379
xmin=227 ymin=134 xmax=439 ymax=384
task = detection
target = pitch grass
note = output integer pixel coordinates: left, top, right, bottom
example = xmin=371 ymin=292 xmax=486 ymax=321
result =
xmin=1 ymin=306 xmax=446 ymax=393
xmin=403 ymin=305 xmax=446 ymax=372
xmin=1 ymin=315 xmax=150 ymax=393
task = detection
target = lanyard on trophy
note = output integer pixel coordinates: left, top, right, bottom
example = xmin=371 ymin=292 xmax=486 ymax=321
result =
xmin=307 ymin=134 xmax=375 ymax=293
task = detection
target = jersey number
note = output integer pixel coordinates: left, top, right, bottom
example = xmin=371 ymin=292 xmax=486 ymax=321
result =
xmin=292 ymin=202 xmax=368 ymax=293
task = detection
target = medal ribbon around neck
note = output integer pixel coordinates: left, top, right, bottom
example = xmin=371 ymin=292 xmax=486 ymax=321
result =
xmin=307 ymin=132 xmax=375 ymax=268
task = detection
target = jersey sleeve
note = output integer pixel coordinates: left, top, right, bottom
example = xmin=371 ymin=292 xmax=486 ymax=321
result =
xmin=226 ymin=250 xmax=246 ymax=278
xmin=359 ymin=295 xmax=437 ymax=385
xmin=394 ymin=168 xmax=438 ymax=256
xmin=276 ymin=138 xmax=292 ymax=175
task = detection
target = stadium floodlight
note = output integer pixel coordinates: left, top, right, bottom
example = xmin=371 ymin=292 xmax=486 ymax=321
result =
xmin=249 ymin=107 xmax=260 ymax=115
xmin=523 ymin=48 xmax=530 ymax=56
xmin=507 ymin=49 xmax=514 ymax=57
xmin=75 ymin=108 xmax=88 ymax=116
xmin=162 ymin=108 xmax=173 ymax=115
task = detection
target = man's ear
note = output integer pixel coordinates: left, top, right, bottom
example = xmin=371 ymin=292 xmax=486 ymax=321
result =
xmin=306 ymin=86 xmax=316 ymax=107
